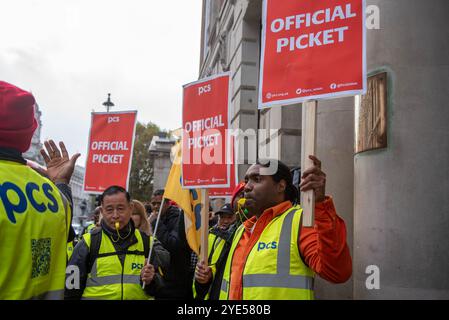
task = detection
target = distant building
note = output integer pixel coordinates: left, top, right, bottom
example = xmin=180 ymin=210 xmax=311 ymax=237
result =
xmin=149 ymin=133 xmax=177 ymax=191
xmin=70 ymin=165 xmax=94 ymax=230
xmin=23 ymin=103 xmax=44 ymax=165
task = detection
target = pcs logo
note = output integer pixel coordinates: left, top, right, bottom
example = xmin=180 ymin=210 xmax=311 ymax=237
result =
xmin=131 ymin=263 xmax=143 ymax=271
xmin=257 ymin=241 xmax=278 ymax=251
xmin=0 ymin=182 xmax=60 ymax=224
xmin=108 ymin=116 xmax=120 ymax=124
xmin=198 ymin=84 xmax=211 ymax=96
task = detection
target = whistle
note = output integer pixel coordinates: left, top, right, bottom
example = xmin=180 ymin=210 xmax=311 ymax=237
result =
xmin=115 ymin=222 xmax=120 ymax=230
xmin=237 ymin=198 xmax=249 ymax=214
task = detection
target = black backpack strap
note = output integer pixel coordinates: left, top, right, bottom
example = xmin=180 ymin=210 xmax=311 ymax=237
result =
xmin=95 ymin=250 xmax=145 ymax=258
xmin=87 ymin=229 xmax=148 ymax=273
xmin=87 ymin=228 xmax=102 ymax=274
xmin=139 ymin=231 xmax=150 ymax=262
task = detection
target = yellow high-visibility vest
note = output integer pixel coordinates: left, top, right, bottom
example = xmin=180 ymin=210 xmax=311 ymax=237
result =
xmin=193 ymin=231 xmax=226 ymax=299
xmin=208 ymin=232 xmax=226 ymax=276
xmin=67 ymin=241 xmax=74 ymax=261
xmin=81 ymin=229 xmax=152 ymax=300
xmin=0 ymin=160 xmax=69 ymax=299
xmin=219 ymin=205 xmax=315 ymax=300
xmin=85 ymin=223 xmax=96 ymax=234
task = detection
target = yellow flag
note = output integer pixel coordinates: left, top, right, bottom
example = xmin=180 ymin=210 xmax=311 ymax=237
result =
xmin=163 ymin=142 xmax=202 ymax=255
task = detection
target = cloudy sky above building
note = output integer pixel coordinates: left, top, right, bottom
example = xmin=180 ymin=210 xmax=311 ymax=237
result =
xmin=0 ymin=0 xmax=202 ymax=164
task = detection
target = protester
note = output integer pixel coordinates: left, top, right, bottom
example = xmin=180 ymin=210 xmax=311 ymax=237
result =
xmin=148 ymin=189 xmax=168 ymax=221
xmin=208 ymin=205 xmax=218 ymax=228
xmin=196 ymin=157 xmax=352 ymax=300
xmin=0 ymin=80 xmax=79 ymax=299
xmin=149 ymin=189 xmax=193 ymax=299
xmin=193 ymin=182 xmax=246 ymax=300
xmin=144 ymin=202 xmax=152 ymax=218
xmin=194 ymin=182 xmax=247 ymax=300
xmin=82 ymin=206 xmax=101 ymax=235
xmin=194 ymin=203 xmax=237 ymax=300
xmin=131 ymin=199 xmax=152 ymax=236
xmin=65 ymin=185 xmax=169 ymax=300
xmin=215 ymin=204 xmax=237 ymax=231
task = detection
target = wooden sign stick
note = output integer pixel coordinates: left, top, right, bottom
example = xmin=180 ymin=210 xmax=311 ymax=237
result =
xmin=200 ymin=189 xmax=210 ymax=263
xmin=301 ymin=100 xmax=317 ymax=227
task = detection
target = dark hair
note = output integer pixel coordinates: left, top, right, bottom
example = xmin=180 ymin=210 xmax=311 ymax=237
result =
xmin=101 ymin=185 xmax=130 ymax=204
xmin=144 ymin=203 xmax=152 ymax=214
xmin=256 ymin=159 xmax=299 ymax=205
xmin=152 ymin=189 xmax=164 ymax=197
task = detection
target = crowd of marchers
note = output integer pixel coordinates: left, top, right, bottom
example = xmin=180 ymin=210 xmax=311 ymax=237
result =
xmin=0 ymin=81 xmax=351 ymax=300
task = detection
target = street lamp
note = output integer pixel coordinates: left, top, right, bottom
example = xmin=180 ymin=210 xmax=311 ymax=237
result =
xmin=102 ymin=93 xmax=114 ymax=112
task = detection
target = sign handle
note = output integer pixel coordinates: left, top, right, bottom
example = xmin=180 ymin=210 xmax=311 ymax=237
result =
xmin=301 ymin=100 xmax=317 ymax=227
xmin=142 ymin=197 xmax=165 ymax=289
xmin=200 ymin=189 xmax=210 ymax=263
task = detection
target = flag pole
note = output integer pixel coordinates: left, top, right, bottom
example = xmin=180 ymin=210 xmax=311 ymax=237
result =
xmin=200 ymin=189 xmax=209 ymax=263
xmin=142 ymin=197 xmax=165 ymax=289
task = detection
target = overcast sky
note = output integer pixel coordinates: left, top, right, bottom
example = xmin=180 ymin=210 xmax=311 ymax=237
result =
xmin=0 ymin=0 xmax=202 ymax=164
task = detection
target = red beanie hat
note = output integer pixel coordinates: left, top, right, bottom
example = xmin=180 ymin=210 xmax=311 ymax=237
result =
xmin=231 ymin=181 xmax=246 ymax=210
xmin=0 ymin=81 xmax=37 ymax=153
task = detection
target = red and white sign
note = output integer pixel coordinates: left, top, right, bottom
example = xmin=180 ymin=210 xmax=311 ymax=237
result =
xmin=208 ymin=137 xmax=237 ymax=198
xmin=182 ymin=73 xmax=231 ymax=189
xmin=83 ymin=111 xmax=137 ymax=194
xmin=259 ymin=0 xmax=366 ymax=108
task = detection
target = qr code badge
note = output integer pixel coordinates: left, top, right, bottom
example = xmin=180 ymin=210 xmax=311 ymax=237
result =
xmin=31 ymin=238 xmax=51 ymax=278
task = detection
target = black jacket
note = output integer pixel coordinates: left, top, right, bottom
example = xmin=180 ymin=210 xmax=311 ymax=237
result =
xmin=151 ymin=206 xmax=193 ymax=299
xmin=65 ymin=220 xmax=170 ymax=300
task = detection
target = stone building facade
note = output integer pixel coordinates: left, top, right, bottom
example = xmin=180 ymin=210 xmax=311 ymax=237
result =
xmin=23 ymin=103 xmax=44 ymax=165
xmin=149 ymin=134 xmax=177 ymax=191
xmin=69 ymin=165 xmax=94 ymax=230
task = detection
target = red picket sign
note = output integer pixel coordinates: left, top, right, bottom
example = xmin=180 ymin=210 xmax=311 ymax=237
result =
xmin=208 ymin=160 xmax=237 ymax=198
xmin=208 ymin=136 xmax=237 ymax=198
xmin=259 ymin=0 xmax=366 ymax=108
xmin=182 ymin=73 xmax=231 ymax=189
xmin=83 ymin=111 xmax=137 ymax=194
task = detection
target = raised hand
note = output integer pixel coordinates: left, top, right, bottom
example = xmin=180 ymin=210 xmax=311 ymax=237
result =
xmin=299 ymin=155 xmax=326 ymax=203
xmin=40 ymin=140 xmax=80 ymax=184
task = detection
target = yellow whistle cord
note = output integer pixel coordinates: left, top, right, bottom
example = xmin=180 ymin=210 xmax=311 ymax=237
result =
xmin=236 ymin=198 xmax=255 ymax=230
xmin=111 ymin=222 xmax=132 ymax=243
